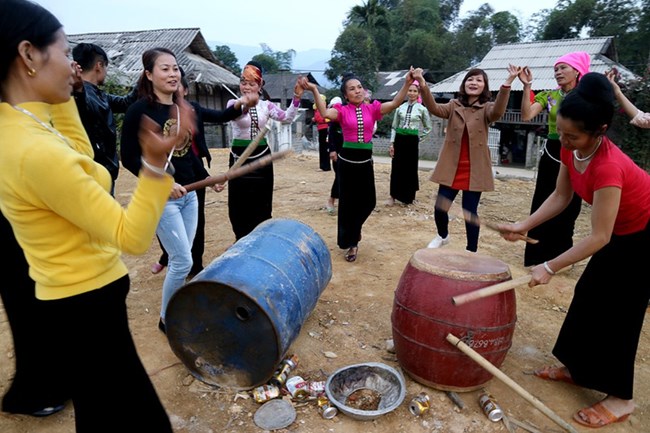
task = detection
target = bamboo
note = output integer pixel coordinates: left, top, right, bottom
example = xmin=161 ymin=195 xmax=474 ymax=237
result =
xmin=452 ymin=265 xmax=573 ymax=306
xmin=183 ymin=149 xmax=292 ymax=192
xmin=445 ymin=333 xmax=578 ymax=433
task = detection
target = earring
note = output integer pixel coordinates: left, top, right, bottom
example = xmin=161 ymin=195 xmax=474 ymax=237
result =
xmin=27 ymin=68 xmax=36 ymax=77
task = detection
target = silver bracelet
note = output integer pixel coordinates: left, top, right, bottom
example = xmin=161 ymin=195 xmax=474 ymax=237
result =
xmin=141 ymin=156 xmax=174 ymax=176
xmin=543 ymin=261 xmax=555 ymax=275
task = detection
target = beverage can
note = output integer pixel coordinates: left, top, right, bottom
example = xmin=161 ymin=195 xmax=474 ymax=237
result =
xmin=478 ymin=392 xmax=503 ymax=422
xmin=308 ymin=380 xmax=326 ymax=397
xmin=317 ymin=396 xmax=338 ymax=419
xmin=252 ymin=384 xmax=281 ymax=403
xmin=286 ymin=375 xmax=310 ymax=400
xmin=408 ymin=392 xmax=430 ymax=416
xmin=269 ymin=354 xmax=299 ymax=387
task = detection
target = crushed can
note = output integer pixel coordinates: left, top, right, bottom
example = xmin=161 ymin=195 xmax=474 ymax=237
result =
xmin=408 ymin=392 xmax=430 ymax=416
xmin=252 ymin=384 xmax=281 ymax=404
xmin=478 ymin=392 xmax=503 ymax=422
xmin=317 ymin=396 xmax=338 ymax=419
xmin=307 ymin=380 xmax=326 ymax=397
xmin=286 ymin=375 xmax=310 ymax=401
xmin=269 ymin=354 xmax=299 ymax=387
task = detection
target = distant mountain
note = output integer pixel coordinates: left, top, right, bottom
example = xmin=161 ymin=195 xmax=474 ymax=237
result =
xmin=207 ymin=41 xmax=333 ymax=88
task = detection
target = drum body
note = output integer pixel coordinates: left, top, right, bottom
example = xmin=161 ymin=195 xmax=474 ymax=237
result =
xmin=165 ymin=218 xmax=332 ymax=390
xmin=391 ymin=249 xmax=516 ymax=391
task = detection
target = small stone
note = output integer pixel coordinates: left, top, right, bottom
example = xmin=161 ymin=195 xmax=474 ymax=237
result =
xmin=323 ymin=351 xmax=338 ymax=359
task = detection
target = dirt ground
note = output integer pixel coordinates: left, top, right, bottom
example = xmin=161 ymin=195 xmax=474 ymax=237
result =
xmin=1 ymin=148 xmax=649 ymax=433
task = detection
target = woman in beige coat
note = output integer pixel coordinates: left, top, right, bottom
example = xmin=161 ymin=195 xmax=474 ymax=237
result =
xmin=415 ymin=65 xmax=518 ymax=251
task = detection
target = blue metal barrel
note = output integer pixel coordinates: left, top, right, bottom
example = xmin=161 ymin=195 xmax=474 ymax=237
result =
xmin=165 ymin=218 xmax=332 ymax=390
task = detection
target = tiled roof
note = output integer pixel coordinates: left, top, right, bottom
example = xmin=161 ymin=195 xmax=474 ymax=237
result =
xmin=68 ymin=28 xmax=240 ymax=89
xmin=429 ymin=37 xmax=638 ymax=93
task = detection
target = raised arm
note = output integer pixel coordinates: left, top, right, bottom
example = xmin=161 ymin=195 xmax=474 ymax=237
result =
xmin=380 ymin=67 xmax=414 ymax=115
xmin=301 ymin=77 xmax=338 ymax=121
xmin=518 ymin=66 xmax=543 ymax=121
xmin=606 ymin=69 xmax=649 ymax=128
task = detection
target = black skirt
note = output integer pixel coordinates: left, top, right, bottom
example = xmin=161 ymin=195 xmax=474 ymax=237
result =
xmin=553 ymin=222 xmax=650 ymax=399
xmin=228 ymin=146 xmax=274 ymax=240
xmin=337 ymin=148 xmax=376 ymax=249
xmin=389 ymin=132 xmax=420 ymax=204
xmin=525 ymin=139 xmax=582 ymax=266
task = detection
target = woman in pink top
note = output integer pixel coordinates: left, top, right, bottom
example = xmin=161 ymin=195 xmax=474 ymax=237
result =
xmin=303 ymin=69 xmax=415 ymax=262
xmin=497 ymin=73 xmax=650 ymax=429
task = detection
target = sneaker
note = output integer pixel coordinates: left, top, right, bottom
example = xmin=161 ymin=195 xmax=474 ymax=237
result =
xmin=427 ymin=235 xmax=450 ymax=249
xmin=31 ymin=404 xmax=66 ymax=417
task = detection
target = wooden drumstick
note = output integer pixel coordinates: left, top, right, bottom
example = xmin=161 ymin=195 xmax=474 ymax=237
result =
xmin=434 ymin=195 xmax=538 ymax=244
xmin=229 ymin=123 xmax=272 ymax=172
xmin=184 ymin=149 xmax=292 ymax=192
xmin=446 ymin=333 xmax=579 ymax=433
xmin=452 ymin=264 xmax=573 ymax=306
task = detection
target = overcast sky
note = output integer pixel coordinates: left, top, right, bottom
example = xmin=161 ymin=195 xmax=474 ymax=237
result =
xmin=34 ymin=0 xmax=558 ymax=52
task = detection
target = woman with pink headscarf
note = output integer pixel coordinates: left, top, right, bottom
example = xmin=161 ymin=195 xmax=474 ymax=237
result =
xmin=386 ymin=80 xmax=432 ymax=205
xmin=517 ymin=51 xmax=590 ymax=267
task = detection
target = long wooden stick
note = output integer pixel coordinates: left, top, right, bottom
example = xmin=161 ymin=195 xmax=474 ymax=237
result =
xmin=183 ymin=149 xmax=292 ymax=192
xmin=230 ymin=124 xmax=272 ymax=171
xmin=451 ymin=264 xmax=573 ymax=306
xmin=435 ymin=194 xmax=538 ymax=244
xmin=445 ymin=333 xmax=578 ymax=433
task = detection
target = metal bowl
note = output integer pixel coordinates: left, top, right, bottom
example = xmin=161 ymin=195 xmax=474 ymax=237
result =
xmin=325 ymin=362 xmax=406 ymax=420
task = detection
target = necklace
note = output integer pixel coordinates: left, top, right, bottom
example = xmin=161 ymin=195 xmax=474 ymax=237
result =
xmin=573 ymin=137 xmax=602 ymax=162
xmin=12 ymin=105 xmax=70 ymax=147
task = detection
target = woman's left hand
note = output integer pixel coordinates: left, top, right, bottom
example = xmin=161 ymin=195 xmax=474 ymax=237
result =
xmin=169 ymin=183 xmax=187 ymax=199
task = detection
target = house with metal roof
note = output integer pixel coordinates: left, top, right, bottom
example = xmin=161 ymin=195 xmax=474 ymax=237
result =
xmin=68 ymin=28 xmax=246 ymax=149
xmin=68 ymin=28 xmax=240 ymax=110
xmin=426 ymin=37 xmax=638 ymax=167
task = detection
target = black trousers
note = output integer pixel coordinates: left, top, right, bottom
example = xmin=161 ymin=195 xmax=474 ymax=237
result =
xmin=0 ymin=213 xmax=69 ymax=415
xmin=389 ymin=133 xmax=419 ymax=204
xmin=318 ymin=128 xmax=331 ymax=171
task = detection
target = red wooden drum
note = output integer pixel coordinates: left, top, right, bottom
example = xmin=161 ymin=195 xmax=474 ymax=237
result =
xmin=391 ymin=249 xmax=516 ymax=392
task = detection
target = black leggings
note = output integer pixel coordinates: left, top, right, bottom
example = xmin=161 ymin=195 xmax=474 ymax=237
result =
xmin=434 ymin=185 xmax=482 ymax=252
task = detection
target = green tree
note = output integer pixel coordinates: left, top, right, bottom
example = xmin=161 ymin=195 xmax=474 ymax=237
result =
xmin=250 ymin=44 xmax=296 ymax=73
xmin=325 ymin=26 xmax=381 ymax=91
xmin=488 ymin=11 xmax=521 ymax=44
xmin=540 ymin=0 xmax=597 ymax=39
xmin=212 ymin=45 xmax=241 ymax=75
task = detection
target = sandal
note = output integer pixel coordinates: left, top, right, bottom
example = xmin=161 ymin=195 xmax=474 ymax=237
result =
xmin=345 ymin=247 xmax=358 ymax=262
xmin=532 ymin=365 xmax=574 ymax=384
xmin=573 ymin=401 xmax=631 ymax=428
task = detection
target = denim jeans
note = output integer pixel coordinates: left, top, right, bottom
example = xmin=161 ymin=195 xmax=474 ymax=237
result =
xmin=156 ymin=191 xmax=198 ymax=320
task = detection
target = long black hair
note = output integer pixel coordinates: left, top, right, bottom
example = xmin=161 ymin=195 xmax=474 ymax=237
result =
xmin=558 ymin=72 xmax=614 ymax=135
xmin=136 ymin=47 xmax=178 ymax=104
xmin=0 ymin=0 xmax=62 ymax=83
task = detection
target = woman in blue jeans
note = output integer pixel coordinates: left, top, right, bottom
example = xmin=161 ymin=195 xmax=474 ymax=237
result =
xmin=121 ymin=49 xmax=248 ymax=332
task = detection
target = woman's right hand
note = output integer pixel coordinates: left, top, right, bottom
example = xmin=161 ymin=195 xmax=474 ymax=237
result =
xmin=519 ymin=66 xmax=533 ymax=85
xmin=389 ymin=143 xmax=395 ymax=158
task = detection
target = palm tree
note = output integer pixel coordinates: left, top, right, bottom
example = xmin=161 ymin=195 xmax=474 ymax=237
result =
xmin=346 ymin=0 xmax=388 ymax=29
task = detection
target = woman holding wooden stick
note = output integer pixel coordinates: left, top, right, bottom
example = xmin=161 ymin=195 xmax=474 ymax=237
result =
xmin=225 ymin=61 xmax=303 ymax=240
xmin=497 ymin=73 xmax=650 ymax=428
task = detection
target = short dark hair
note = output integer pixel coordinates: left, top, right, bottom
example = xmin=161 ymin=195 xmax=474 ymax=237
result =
xmin=558 ymin=72 xmax=614 ymax=134
xmin=0 ymin=0 xmax=62 ymax=82
xmin=72 ymin=43 xmax=109 ymax=70
xmin=458 ymin=68 xmax=491 ymax=106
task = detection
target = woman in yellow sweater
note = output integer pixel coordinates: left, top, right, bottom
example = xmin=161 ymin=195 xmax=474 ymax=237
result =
xmin=0 ymin=1 xmax=192 ymax=430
